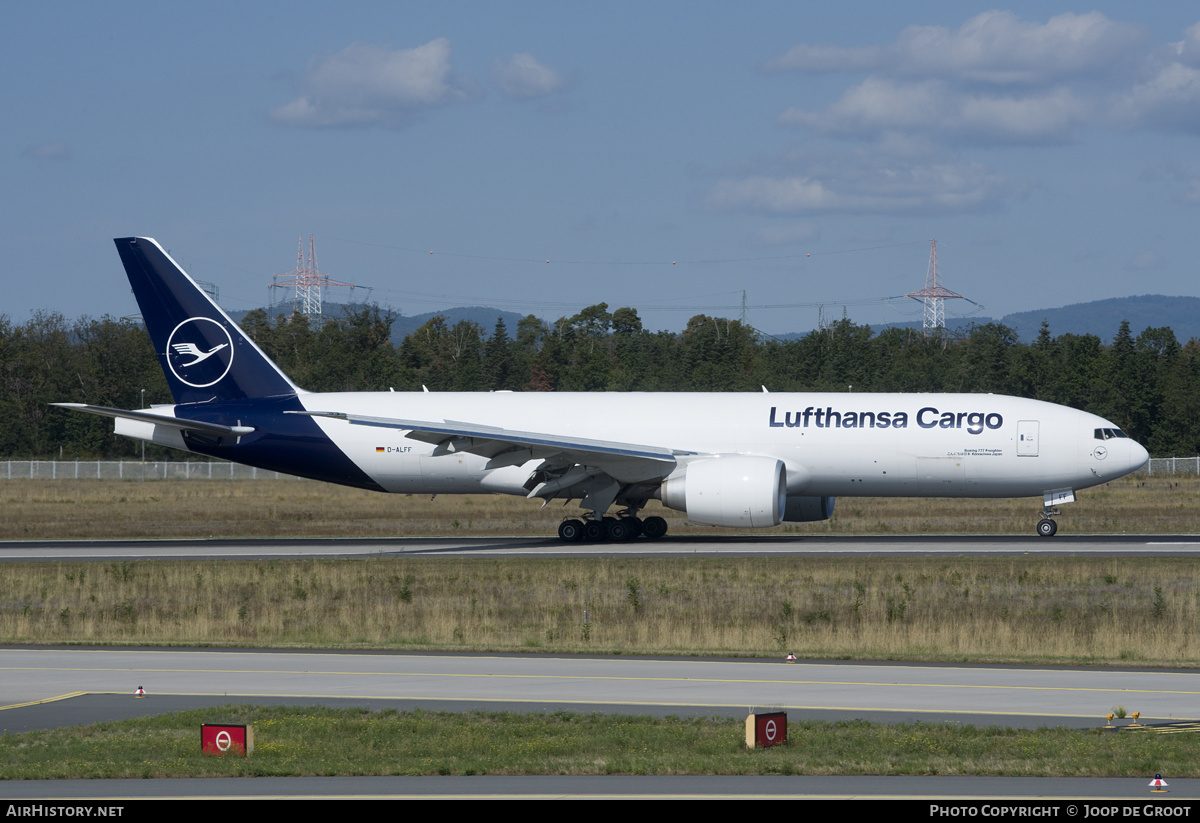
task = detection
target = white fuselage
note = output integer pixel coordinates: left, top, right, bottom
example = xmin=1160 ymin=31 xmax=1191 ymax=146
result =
xmin=91 ymin=237 xmax=1151 ymax=538
xmin=296 ymin=391 xmax=1148 ymax=500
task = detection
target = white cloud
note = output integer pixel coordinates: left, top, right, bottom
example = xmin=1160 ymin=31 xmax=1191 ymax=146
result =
xmin=767 ymin=11 xmax=1146 ymax=85
xmin=727 ymin=15 xmax=1200 ymax=222
xmin=891 ymin=11 xmax=1145 ymax=84
xmin=766 ymin=16 xmax=1200 ymax=138
xmin=1103 ymin=20 xmax=1200 ymax=134
xmin=22 ymin=141 xmax=70 ymax=160
xmin=781 ymin=78 xmax=941 ymax=134
xmin=781 ymin=78 xmax=1090 ymax=144
xmin=494 ymin=53 xmax=564 ymax=99
xmin=1110 ymin=60 xmax=1200 ymax=133
xmin=707 ymin=145 xmax=1006 ymax=216
xmin=767 ymin=13 xmax=1126 ymax=145
xmin=711 ymin=177 xmax=832 ymax=212
xmin=955 ymin=88 xmax=1090 ymax=141
xmin=271 ymin=39 xmax=468 ymax=128
xmin=1168 ymin=22 xmax=1200 ymax=66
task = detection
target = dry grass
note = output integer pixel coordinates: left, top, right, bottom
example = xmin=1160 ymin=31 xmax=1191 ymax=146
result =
xmin=3 ymin=555 xmax=1200 ymax=665
xmin=814 ymin=474 xmax=1191 ymax=536
xmin=1 ymin=473 xmax=1195 ymax=663
xmin=0 ymin=472 xmax=1190 ymax=540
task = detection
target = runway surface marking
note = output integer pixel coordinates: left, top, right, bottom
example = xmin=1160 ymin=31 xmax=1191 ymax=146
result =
xmin=5 ymin=650 xmax=1196 ymax=726
xmin=0 ymin=690 xmax=1154 ymax=720
xmin=0 ymin=692 xmax=87 ymax=712
xmin=4 ymin=663 xmax=1200 ymax=697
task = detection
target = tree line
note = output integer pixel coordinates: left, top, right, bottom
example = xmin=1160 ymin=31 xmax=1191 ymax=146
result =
xmin=3 ymin=304 xmax=1198 ymax=460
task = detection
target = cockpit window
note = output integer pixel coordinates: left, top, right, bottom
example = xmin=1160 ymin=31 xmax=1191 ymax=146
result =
xmin=1094 ymin=428 xmax=1129 ymax=440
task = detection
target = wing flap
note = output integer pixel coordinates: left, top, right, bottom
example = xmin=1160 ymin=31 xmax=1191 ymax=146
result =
xmin=291 ymin=410 xmax=679 ymax=482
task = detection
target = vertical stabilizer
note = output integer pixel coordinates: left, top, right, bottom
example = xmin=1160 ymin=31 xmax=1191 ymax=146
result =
xmin=115 ymin=237 xmax=300 ymax=404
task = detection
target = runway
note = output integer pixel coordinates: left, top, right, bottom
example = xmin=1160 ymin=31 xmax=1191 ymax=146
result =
xmin=5 ymin=537 xmax=1200 ymax=798
xmin=3 ymin=533 xmax=1200 ymax=560
xmin=5 ymin=647 xmax=1200 ymax=798
xmin=5 ymin=647 xmax=1198 ymax=731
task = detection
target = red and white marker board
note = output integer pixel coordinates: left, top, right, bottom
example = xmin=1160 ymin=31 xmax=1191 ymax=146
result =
xmin=745 ymin=712 xmax=787 ymax=749
xmin=201 ymin=724 xmax=254 ymax=756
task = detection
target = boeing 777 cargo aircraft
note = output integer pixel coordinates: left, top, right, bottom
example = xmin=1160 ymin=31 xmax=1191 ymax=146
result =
xmin=56 ymin=238 xmax=1149 ymax=541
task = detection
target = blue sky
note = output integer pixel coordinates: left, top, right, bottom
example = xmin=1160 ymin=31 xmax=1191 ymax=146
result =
xmin=5 ymin=1 xmax=1200 ymax=335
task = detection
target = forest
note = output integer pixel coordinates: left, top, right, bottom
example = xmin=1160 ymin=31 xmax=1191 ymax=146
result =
xmin=3 ymin=303 xmax=1197 ymax=460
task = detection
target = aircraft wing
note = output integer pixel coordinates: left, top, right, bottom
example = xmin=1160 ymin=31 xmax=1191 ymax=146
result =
xmin=291 ymin=410 xmax=682 ymax=483
xmin=52 ymin=403 xmax=255 ymax=437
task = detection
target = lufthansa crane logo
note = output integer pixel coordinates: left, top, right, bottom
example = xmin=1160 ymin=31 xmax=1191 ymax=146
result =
xmin=166 ymin=317 xmax=234 ymax=388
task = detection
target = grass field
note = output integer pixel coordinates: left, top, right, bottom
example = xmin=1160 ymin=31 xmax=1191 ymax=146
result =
xmin=0 ymin=473 xmax=1196 ymax=663
xmin=2 ymin=706 xmax=1193 ymax=779
xmin=0 ymin=471 xmax=1190 ymax=540
xmin=4 ymin=554 xmax=1200 ymax=665
xmin=2 ymin=475 xmax=1197 ymax=780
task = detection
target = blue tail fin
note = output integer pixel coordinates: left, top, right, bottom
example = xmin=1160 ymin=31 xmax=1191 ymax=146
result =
xmin=115 ymin=237 xmax=300 ymax=405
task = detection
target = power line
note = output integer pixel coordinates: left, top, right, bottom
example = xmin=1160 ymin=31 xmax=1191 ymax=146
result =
xmin=326 ymin=236 xmax=926 ymax=267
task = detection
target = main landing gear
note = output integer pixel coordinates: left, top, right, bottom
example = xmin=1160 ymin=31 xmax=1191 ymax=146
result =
xmin=1036 ymin=507 xmax=1060 ymax=537
xmin=557 ymin=513 xmax=668 ymax=543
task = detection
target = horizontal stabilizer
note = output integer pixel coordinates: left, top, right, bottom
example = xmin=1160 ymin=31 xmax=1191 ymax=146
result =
xmin=52 ymin=403 xmax=255 ymax=437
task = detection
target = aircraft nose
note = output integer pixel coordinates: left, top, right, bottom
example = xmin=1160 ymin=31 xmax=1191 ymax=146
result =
xmin=1129 ymin=440 xmax=1150 ymax=472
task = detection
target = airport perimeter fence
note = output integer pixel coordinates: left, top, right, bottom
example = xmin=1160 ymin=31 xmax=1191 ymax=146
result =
xmin=1 ymin=460 xmax=301 ymax=481
xmin=1145 ymin=456 xmax=1200 ymax=476
xmin=0 ymin=457 xmax=1196 ymax=481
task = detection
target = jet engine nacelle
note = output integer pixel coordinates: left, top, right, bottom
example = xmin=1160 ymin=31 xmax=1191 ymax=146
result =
xmin=783 ymin=495 xmax=836 ymax=522
xmin=659 ymin=455 xmax=787 ymax=528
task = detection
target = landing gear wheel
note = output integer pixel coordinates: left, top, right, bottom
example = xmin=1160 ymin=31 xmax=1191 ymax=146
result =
xmin=641 ymin=515 xmax=668 ymax=540
xmin=1036 ymin=518 xmax=1058 ymax=537
xmin=622 ymin=517 xmax=643 ymax=538
xmin=608 ymin=518 xmax=636 ymax=542
xmin=558 ymin=519 xmax=585 ymax=542
xmin=583 ymin=519 xmax=609 ymax=542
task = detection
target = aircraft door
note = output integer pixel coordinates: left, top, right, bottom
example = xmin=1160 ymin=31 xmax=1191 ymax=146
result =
xmin=1017 ymin=420 xmax=1039 ymax=456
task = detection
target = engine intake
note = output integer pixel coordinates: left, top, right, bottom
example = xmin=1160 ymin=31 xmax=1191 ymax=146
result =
xmin=659 ymin=455 xmax=787 ymax=528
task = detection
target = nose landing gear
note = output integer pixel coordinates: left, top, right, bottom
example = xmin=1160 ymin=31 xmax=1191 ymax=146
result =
xmin=1036 ymin=507 xmax=1060 ymax=537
